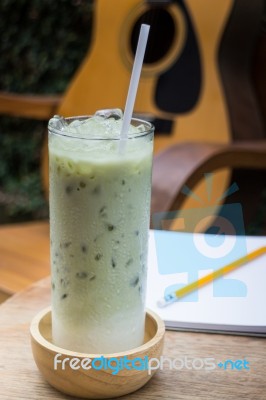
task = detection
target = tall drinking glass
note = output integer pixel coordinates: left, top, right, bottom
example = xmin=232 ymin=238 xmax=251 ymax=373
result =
xmin=48 ymin=114 xmax=154 ymax=353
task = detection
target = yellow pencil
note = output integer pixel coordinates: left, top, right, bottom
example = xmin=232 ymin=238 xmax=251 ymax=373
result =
xmin=157 ymin=246 xmax=266 ymax=307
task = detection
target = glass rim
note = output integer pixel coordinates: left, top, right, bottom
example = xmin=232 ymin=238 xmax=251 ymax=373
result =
xmin=48 ymin=115 xmax=154 ymax=141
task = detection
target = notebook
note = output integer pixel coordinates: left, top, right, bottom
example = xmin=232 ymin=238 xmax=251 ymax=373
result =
xmin=146 ymin=230 xmax=266 ymax=336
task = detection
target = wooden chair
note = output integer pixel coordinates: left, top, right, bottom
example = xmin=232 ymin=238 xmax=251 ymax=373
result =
xmin=0 ymin=0 xmax=266 ymax=300
xmin=151 ymin=141 xmax=266 ymax=224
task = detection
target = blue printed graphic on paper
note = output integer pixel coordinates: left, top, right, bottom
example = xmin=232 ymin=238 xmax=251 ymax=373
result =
xmin=152 ymin=178 xmax=247 ymax=301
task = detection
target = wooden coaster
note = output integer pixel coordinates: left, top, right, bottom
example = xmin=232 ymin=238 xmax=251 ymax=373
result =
xmin=30 ymin=307 xmax=165 ymax=399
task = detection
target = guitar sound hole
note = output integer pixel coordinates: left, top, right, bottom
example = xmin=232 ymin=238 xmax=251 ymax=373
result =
xmin=131 ymin=8 xmax=176 ymax=64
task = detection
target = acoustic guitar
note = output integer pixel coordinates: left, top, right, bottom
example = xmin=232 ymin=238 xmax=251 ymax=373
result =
xmin=42 ymin=0 xmax=264 ymax=216
xmin=58 ymin=0 xmax=232 ymax=153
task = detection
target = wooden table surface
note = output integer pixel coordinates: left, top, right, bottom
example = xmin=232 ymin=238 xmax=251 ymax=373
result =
xmin=0 ymin=221 xmax=50 ymax=300
xmin=0 ymin=222 xmax=266 ymax=398
xmin=0 ymin=277 xmax=266 ymax=400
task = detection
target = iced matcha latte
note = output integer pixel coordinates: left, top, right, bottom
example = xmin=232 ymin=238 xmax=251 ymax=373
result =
xmin=48 ymin=111 xmax=154 ymax=353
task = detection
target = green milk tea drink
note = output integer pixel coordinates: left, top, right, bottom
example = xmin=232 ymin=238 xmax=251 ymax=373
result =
xmin=48 ymin=111 xmax=154 ymax=353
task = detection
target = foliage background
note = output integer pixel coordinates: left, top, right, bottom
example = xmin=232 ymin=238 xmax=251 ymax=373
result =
xmin=0 ymin=0 xmax=93 ymax=223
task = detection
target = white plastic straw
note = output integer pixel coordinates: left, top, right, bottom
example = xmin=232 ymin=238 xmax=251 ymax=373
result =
xmin=119 ymin=24 xmax=150 ymax=152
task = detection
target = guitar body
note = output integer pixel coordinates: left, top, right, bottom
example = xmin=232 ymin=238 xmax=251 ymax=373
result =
xmin=58 ymin=0 xmax=232 ymax=153
xmin=42 ymin=0 xmax=263 ymax=223
xmin=52 ymin=0 xmax=233 ymax=215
